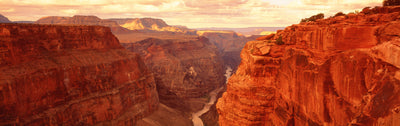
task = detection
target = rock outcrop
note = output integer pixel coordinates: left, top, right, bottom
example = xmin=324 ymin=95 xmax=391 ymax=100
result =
xmin=35 ymin=15 xmax=131 ymax=33
xmin=0 ymin=24 xmax=159 ymax=125
xmin=110 ymin=18 xmax=196 ymax=34
xmin=122 ymin=37 xmax=225 ymax=112
xmin=217 ymin=6 xmax=400 ymax=126
xmin=0 ymin=14 xmax=11 ymax=23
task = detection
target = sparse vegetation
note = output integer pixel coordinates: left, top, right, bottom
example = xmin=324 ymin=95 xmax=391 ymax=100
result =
xmin=300 ymin=13 xmax=324 ymax=23
xmin=301 ymin=13 xmax=325 ymax=22
xmin=383 ymin=0 xmax=400 ymax=6
xmin=275 ymin=36 xmax=284 ymax=45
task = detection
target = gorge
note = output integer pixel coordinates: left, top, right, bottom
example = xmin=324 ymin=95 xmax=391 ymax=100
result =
xmin=192 ymin=67 xmax=232 ymax=126
xmin=1 ymin=2 xmax=400 ymax=126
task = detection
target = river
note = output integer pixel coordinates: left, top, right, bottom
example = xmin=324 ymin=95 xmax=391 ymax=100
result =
xmin=191 ymin=67 xmax=233 ymax=126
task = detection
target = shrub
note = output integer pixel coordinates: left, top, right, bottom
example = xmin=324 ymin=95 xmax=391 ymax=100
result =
xmin=334 ymin=12 xmax=345 ymax=17
xmin=275 ymin=36 xmax=284 ymax=45
xmin=300 ymin=13 xmax=324 ymax=23
xmin=383 ymin=0 xmax=400 ymax=6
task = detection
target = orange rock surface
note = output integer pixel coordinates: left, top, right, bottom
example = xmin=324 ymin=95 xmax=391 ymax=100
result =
xmin=217 ymin=6 xmax=400 ymax=126
xmin=0 ymin=24 xmax=159 ymax=125
xmin=122 ymin=37 xmax=225 ymax=111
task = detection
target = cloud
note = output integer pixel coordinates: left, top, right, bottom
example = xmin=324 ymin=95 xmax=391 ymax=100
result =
xmin=0 ymin=0 xmax=383 ymax=28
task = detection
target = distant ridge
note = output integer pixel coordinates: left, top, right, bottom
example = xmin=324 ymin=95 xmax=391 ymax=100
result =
xmin=195 ymin=27 xmax=284 ymax=36
xmin=0 ymin=14 xmax=11 ymax=23
xmin=35 ymin=15 xmax=131 ymax=33
xmin=109 ymin=18 xmax=196 ymax=34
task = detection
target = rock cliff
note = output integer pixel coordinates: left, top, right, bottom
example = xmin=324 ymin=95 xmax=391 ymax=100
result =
xmin=198 ymin=30 xmax=261 ymax=70
xmin=122 ymin=37 xmax=225 ymax=112
xmin=217 ymin=6 xmax=400 ymax=126
xmin=0 ymin=24 xmax=159 ymax=125
xmin=35 ymin=15 xmax=131 ymax=33
xmin=0 ymin=14 xmax=11 ymax=23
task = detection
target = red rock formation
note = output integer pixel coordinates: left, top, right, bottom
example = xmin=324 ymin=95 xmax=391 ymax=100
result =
xmin=217 ymin=6 xmax=400 ymax=126
xmin=35 ymin=15 xmax=131 ymax=33
xmin=0 ymin=24 xmax=159 ymax=125
xmin=0 ymin=14 xmax=11 ymax=23
xmin=122 ymin=37 xmax=225 ymax=111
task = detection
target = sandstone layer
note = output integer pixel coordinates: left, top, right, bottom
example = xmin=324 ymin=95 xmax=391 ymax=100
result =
xmin=0 ymin=24 xmax=159 ymax=125
xmin=110 ymin=18 xmax=196 ymax=35
xmin=217 ymin=6 xmax=400 ymax=126
xmin=122 ymin=37 xmax=225 ymax=112
xmin=35 ymin=15 xmax=131 ymax=33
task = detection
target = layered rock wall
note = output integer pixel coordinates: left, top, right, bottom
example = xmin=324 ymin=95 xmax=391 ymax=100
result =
xmin=0 ymin=24 xmax=159 ymax=125
xmin=198 ymin=31 xmax=261 ymax=70
xmin=122 ymin=37 xmax=225 ymax=111
xmin=112 ymin=18 xmax=196 ymax=34
xmin=217 ymin=6 xmax=400 ymax=126
xmin=35 ymin=15 xmax=131 ymax=33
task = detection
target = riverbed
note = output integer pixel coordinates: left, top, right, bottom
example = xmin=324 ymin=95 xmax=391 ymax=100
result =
xmin=191 ymin=67 xmax=233 ymax=126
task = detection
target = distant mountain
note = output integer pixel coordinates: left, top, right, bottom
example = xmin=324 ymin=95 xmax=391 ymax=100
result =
xmin=109 ymin=18 xmax=196 ymax=34
xmin=36 ymin=15 xmax=131 ymax=33
xmin=0 ymin=14 xmax=11 ymax=23
xmin=107 ymin=18 xmax=136 ymax=25
xmin=196 ymin=27 xmax=284 ymax=36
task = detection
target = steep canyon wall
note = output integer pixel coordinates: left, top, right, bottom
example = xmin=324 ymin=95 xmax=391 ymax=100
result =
xmin=217 ymin=6 xmax=400 ymax=126
xmin=0 ymin=24 xmax=159 ymax=125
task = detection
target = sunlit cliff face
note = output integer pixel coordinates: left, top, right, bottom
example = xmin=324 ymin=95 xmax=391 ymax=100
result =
xmin=0 ymin=0 xmax=381 ymax=28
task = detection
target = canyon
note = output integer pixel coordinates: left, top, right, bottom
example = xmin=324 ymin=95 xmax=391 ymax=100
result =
xmin=16 ymin=14 xmax=237 ymax=125
xmin=0 ymin=24 xmax=159 ymax=125
xmin=34 ymin=14 xmax=260 ymax=72
xmin=122 ymin=36 xmax=225 ymax=113
xmin=193 ymin=67 xmax=232 ymax=126
xmin=3 ymin=4 xmax=399 ymax=125
xmin=198 ymin=30 xmax=261 ymax=70
xmin=217 ymin=6 xmax=400 ymax=126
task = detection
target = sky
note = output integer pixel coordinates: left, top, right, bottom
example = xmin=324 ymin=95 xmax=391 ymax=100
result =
xmin=0 ymin=0 xmax=382 ymax=28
